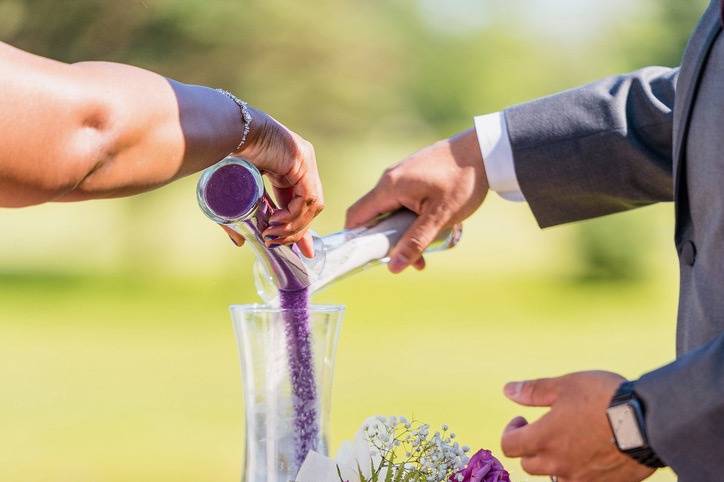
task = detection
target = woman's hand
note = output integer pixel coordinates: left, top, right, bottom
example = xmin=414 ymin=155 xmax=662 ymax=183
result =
xmin=345 ymin=129 xmax=488 ymax=273
xmin=222 ymin=109 xmax=324 ymax=258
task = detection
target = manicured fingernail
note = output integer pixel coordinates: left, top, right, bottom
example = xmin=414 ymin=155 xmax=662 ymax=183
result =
xmin=265 ymin=235 xmax=278 ymax=241
xmin=265 ymin=223 xmax=289 ymax=233
xmin=388 ymin=255 xmax=409 ymax=273
xmin=504 ymin=382 xmax=522 ymax=398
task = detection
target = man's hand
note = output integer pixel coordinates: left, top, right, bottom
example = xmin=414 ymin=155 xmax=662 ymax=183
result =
xmin=226 ymin=109 xmax=324 ymax=257
xmin=345 ymin=129 xmax=488 ymax=273
xmin=501 ymin=371 xmax=656 ymax=482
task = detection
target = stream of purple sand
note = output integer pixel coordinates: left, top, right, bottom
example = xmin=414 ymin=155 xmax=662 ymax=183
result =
xmin=203 ymin=161 xmax=319 ymax=469
xmin=279 ymin=288 xmax=319 ymax=469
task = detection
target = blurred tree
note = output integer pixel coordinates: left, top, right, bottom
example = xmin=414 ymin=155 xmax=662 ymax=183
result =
xmin=573 ymin=0 xmax=708 ymax=281
xmin=618 ymin=0 xmax=710 ymax=68
xmin=573 ymin=214 xmax=653 ymax=282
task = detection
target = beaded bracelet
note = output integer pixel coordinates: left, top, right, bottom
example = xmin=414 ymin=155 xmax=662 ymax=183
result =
xmin=216 ymin=88 xmax=253 ymax=151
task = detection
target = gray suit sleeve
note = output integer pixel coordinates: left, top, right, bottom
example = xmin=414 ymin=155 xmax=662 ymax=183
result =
xmin=633 ymin=333 xmax=724 ymax=480
xmin=504 ymin=67 xmax=679 ymax=228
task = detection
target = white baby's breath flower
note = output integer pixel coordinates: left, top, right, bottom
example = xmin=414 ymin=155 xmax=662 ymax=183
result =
xmin=300 ymin=416 xmax=500 ymax=482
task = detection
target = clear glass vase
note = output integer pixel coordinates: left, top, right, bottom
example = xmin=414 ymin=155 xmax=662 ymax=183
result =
xmin=231 ymin=304 xmax=344 ymax=482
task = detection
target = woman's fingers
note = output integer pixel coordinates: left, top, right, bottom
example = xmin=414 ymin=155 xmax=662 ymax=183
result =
xmin=236 ymin=113 xmax=324 ymax=253
xmin=265 ymin=198 xmax=320 ymax=237
xmin=263 ymin=177 xmax=321 ymax=254
xmin=297 ymin=232 xmax=315 ymax=258
xmin=259 ymin=135 xmax=323 ymax=248
xmin=263 ymin=191 xmax=319 ymax=257
xmin=270 ymin=193 xmax=322 ymax=227
xmin=265 ymin=231 xmax=311 ymax=256
xmin=221 ymin=225 xmax=245 ymax=247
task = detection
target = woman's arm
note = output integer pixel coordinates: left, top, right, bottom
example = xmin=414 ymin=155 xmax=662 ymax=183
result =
xmin=0 ymin=42 xmax=323 ymax=252
xmin=0 ymin=42 xmax=238 ymax=204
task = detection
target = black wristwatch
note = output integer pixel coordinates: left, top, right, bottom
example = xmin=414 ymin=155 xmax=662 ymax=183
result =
xmin=606 ymin=381 xmax=666 ymax=468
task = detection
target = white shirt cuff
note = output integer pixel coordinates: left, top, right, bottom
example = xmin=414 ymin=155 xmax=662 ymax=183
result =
xmin=474 ymin=112 xmax=525 ymax=202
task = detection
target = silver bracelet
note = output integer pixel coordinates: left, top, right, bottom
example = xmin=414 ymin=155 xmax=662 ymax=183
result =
xmin=216 ymin=88 xmax=253 ymax=151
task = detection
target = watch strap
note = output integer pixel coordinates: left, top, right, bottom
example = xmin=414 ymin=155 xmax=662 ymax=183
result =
xmin=626 ymin=446 xmax=667 ymax=469
xmin=609 ymin=382 xmax=667 ymax=469
xmin=610 ymin=380 xmax=637 ymax=404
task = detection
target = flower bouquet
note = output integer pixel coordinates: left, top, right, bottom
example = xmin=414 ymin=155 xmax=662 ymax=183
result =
xmin=296 ymin=416 xmax=510 ymax=482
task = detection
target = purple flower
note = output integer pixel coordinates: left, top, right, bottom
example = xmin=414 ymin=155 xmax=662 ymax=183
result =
xmin=450 ymin=449 xmax=510 ymax=482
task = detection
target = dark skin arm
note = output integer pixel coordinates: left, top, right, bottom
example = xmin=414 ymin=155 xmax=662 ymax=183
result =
xmin=0 ymin=42 xmax=322 ymax=255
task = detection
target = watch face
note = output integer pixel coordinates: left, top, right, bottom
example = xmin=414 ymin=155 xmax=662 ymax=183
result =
xmin=607 ymin=404 xmax=645 ymax=450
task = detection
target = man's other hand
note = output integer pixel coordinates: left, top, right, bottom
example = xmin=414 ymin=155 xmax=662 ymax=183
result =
xmin=501 ymin=371 xmax=656 ymax=482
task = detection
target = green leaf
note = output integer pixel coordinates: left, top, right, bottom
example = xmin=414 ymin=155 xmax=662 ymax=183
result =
xmin=371 ymin=459 xmax=379 ymax=482
xmin=357 ymin=464 xmax=368 ymax=482
xmin=385 ymin=451 xmax=396 ymax=482
xmin=384 ymin=467 xmax=394 ymax=482
xmin=401 ymin=472 xmax=417 ymax=482
xmin=393 ymin=464 xmax=407 ymax=482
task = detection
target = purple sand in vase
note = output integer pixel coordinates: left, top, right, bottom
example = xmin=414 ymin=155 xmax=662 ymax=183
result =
xmin=279 ymin=288 xmax=320 ymax=469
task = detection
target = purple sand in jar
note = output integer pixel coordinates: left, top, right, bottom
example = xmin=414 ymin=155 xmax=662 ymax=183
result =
xmin=279 ymin=288 xmax=319 ymax=469
xmin=204 ymin=163 xmax=258 ymax=218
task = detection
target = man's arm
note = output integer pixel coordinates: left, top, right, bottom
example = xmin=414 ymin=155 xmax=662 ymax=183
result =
xmin=633 ymin=333 xmax=724 ymax=480
xmin=506 ymin=66 xmax=679 ymax=227
xmin=346 ymin=66 xmax=679 ymax=272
